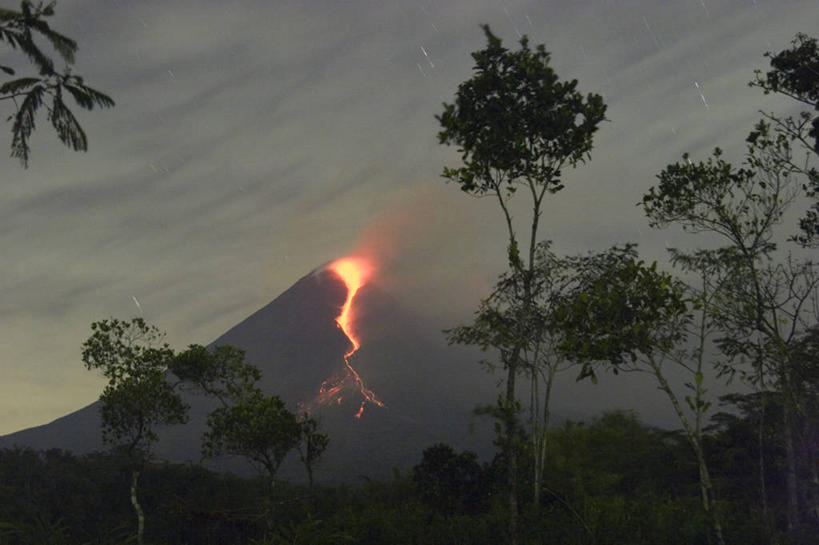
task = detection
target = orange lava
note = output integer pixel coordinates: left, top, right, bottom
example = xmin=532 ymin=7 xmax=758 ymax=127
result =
xmin=331 ymin=257 xmax=370 ymax=356
xmin=314 ymin=257 xmax=384 ymax=418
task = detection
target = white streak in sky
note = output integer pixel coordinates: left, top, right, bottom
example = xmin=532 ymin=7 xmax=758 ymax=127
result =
xmin=694 ymin=81 xmax=710 ymax=110
xmin=642 ymin=16 xmax=662 ymax=50
xmin=503 ymin=7 xmax=522 ymax=38
xmin=420 ymin=46 xmax=434 ymax=69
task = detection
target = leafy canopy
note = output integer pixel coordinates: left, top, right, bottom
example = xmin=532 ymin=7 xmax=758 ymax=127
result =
xmin=171 ymin=344 xmax=261 ymax=404
xmin=554 ymin=247 xmax=690 ymax=377
xmin=202 ymin=389 xmax=302 ymax=479
xmin=751 ymin=33 xmax=819 ymax=153
xmin=643 ymin=123 xmax=799 ymax=258
xmin=437 ymin=25 xmax=606 ymax=197
xmin=82 ymin=318 xmax=187 ymax=458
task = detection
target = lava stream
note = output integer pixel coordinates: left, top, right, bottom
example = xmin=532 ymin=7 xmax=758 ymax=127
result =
xmin=315 ymin=257 xmax=384 ymax=418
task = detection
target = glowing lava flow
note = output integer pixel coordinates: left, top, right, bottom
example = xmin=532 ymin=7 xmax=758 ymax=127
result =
xmin=314 ymin=257 xmax=385 ymax=418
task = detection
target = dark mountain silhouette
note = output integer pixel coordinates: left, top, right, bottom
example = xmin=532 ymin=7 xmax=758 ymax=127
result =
xmin=0 ymin=264 xmax=495 ymax=482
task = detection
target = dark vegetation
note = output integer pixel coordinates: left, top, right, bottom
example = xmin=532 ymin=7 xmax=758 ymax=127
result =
xmin=1 ymin=3 xmax=818 ymax=543
xmin=0 ymin=405 xmax=810 ymax=545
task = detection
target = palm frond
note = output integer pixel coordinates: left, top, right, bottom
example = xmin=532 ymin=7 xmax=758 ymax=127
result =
xmin=10 ymin=83 xmax=45 ymax=166
xmin=0 ymin=27 xmax=25 ymax=49
xmin=16 ymin=28 xmax=55 ymax=75
xmin=64 ymin=80 xmax=115 ymax=110
xmin=26 ymin=18 xmax=76 ymax=63
xmin=49 ymin=92 xmax=87 ymax=151
xmin=0 ymin=76 xmax=40 ymax=95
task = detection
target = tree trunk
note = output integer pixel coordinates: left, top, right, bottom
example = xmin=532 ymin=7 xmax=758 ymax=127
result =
xmin=505 ymin=362 xmax=518 ymax=545
xmin=783 ymin=398 xmax=801 ymax=534
xmin=533 ymin=363 xmax=556 ymax=509
xmin=694 ymin=442 xmax=726 ymax=545
xmin=802 ymin=419 xmax=819 ymax=527
xmin=531 ymin=368 xmax=540 ymax=508
xmin=757 ymin=390 xmax=772 ymax=539
xmin=650 ymin=361 xmax=725 ymax=545
xmin=130 ymin=468 xmax=145 ymax=545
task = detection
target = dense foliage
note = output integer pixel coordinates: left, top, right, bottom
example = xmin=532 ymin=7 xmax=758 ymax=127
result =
xmin=0 ymin=409 xmax=807 ymax=545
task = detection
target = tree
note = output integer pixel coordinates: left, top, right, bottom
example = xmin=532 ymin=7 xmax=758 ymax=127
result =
xmin=437 ymin=25 xmax=606 ymax=543
xmin=174 ymin=343 xmax=328 ymax=487
xmin=81 ymin=318 xmax=187 ymax=545
xmin=750 ymin=33 xmax=819 ymax=245
xmin=412 ymin=443 xmax=486 ymax=517
xmin=643 ymin=122 xmax=819 ymax=540
xmin=171 ymin=343 xmax=261 ymax=406
xmin=296 ymin=413 xmax=329 ymax=490
xmin=448 ymin=241 xmax=575 ymax=509
xmin=555 ymin=247 xmax=730 ymax=545
xmin=0 ymin=1 xmax=114 ymax=167
xmin=201 ymin=387 xmax=302 ymax=533
xmin=202 ymin=389 xmax=301 ymax=485
xmin=173 ymin=343 xmax=328 ymax=526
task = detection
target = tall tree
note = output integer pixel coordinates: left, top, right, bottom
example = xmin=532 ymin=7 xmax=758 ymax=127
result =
xmin=81 ymin=318 xmax=187 ymax=545
xmin=437 ymin=25 xmax=606 ymax=543
xmin=0 ymin=1 xmax=114 ymax=166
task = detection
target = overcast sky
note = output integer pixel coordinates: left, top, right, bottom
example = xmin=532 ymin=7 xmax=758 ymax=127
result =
xmin=0 ymin=0 xmax=816 ymax=435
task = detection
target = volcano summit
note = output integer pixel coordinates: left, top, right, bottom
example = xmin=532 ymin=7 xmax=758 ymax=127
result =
xmin=0 ymin=261 xmax=494 ymax=481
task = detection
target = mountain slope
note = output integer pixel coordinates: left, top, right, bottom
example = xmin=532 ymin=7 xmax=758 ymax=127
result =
xmin=0 ymin=264 xmax=494 ymax=481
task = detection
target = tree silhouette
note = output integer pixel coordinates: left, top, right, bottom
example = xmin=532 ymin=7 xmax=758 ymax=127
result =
xmin=437 ymin=24 xmax=606 ymax=544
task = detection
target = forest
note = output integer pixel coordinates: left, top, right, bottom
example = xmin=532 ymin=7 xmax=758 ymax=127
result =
xmin=1 ymin=2 xmax=818 ymax=545
xmin=0 ymin=404 xmax=810 ymax=545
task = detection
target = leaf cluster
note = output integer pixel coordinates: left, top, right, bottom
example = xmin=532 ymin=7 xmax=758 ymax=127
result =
xmin=748 ymin=33 xmax=819 ymax=246
xmin=99 ymin=370 xmax=188 ymax=459
xmin=751 ymin=33 xmax=819 ymax=153
xmin=171 ymin=344 xmax=261 ymax=405
xmin=553 ymin=247 xmax=690 ymax=377
xmin=0 ymin=1 xmax=114 ymax=166
xmin=412 ymin=443 xmax=487 ymax=517
xmin=643 ymin=125 xmax=797 ymax=258
xmin=82 ymin=318 xmax=173 ymax=385
xmin=446 ymin=241 xmax=564 ymax=367
xmin=81 ymin=318 xmax=186 ymax=460
xmin=437 ymin=25 xmax=606 ymax=196
xmin=202 ymin=390 xmax=302 ymax=479
xmin=170 ymin=343 xmax=327 ymax=482
xmin=0 ymin=1 xmax=74 ymax=75
xmin=296 ymin=413 xmax=329 ymax=471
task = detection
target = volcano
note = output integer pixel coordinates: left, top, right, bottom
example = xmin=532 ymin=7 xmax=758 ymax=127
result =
xmin=0 ymin=263 xmax=494 ymax=481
